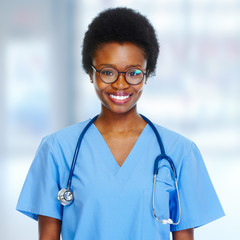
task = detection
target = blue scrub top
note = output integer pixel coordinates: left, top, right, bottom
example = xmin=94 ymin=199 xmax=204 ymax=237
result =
xmin=17 ymin=119 xmax=224 ymax=239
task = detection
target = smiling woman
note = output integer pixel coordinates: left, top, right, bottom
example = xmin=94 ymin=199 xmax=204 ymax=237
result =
xmin=91 ymin=42 xmax=147 ymax=115
xmin=16 ymin=7 xmax=224 ymax=240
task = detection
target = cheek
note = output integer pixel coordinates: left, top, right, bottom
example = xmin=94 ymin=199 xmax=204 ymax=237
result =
xmin=131 ymin=86 xmax=144 ymax=104
xmin=93 ymin=78 xmax=109 ymax=96
xmin=134 ymin=84 xmax=144 ymax=95
xmin=92 ymin=73 xmax=101 ymax=88
xmin=136 ymin=90 xmax=143 ymax=100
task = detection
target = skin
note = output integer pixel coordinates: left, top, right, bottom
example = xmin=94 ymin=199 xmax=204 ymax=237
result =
xmin=38 ymin=215 xmax=61 ymax=240
xmin=173 ymin=228 xmax=194 ymax=240
xmin=90 ymin=42 xmax=148 ymax=166
xmin=38 ymin=41 xmax=194 ymax=239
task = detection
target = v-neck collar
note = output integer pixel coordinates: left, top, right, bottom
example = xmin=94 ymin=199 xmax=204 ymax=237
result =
xmin=91 ymin=123 xmax=151 ymax=186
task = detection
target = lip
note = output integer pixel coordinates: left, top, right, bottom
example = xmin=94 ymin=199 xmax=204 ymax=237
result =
xmin=107 ymin=92 xmax=132 ymax=104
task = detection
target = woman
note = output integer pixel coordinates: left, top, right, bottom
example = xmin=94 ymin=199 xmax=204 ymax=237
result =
xmin=17 ymin=7 xmax=224 ymax=240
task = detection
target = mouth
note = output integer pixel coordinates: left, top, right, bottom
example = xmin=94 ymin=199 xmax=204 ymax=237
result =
xmin=107 ymin=93 xmax=132 ymax=104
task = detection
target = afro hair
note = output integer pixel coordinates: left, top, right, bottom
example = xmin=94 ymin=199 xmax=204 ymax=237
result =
xmin=82 ymin=7 xmax=159 ymax=77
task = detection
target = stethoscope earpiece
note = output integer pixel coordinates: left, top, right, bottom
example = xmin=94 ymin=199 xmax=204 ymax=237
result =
xmin=58 ymin=188 xmax=73 ymax=206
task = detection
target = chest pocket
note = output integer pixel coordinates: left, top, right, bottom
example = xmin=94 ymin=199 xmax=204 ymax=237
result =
xmin=154 ymin=163 xmax=175 ymax=220
xmin=156 ymin=163 xmax=175 ymax=191
xmin=141 ymin=163 xmax=176 ymax=240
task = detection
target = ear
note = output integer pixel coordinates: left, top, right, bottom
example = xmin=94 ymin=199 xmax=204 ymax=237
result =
xmin=89 ymin=74 xmax=93 ymax=83
xmin=145 ymin=77 xmax=148 ymax=84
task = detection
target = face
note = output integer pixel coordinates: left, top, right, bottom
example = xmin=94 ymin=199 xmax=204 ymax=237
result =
xmin=90 ymin=42 xmax=147 ymax=115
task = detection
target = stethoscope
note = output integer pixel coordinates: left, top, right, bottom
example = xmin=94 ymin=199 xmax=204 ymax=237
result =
xmin=58 ymin=115 xmax=181 ymax=225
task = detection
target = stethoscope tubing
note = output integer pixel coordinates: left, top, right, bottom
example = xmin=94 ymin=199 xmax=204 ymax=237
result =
xmin=67 ymin=115 xmax=98 ymax=189
xmin=140 ymin=114 xmax=177 ymax=179
xmin=61 ymin=114 xmax=180 ymax=225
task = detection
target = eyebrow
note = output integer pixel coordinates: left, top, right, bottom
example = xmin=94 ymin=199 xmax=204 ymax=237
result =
xmin=98 ymin=64 xmax=143 ymax=69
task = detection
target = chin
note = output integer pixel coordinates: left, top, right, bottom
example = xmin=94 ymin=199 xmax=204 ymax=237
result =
xmin=106 ymin=105 xmax=137 ymax=115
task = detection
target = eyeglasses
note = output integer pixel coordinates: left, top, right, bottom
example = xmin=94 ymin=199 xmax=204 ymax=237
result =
xmin=91 ymin=65 xmax=146 ymax=85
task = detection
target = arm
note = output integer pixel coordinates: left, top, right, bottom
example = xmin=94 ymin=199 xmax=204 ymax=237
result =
xmin=172 ymin=228 xmax=194 ymax=240
xmin=38 ymin=215 xmax=61 ymax=240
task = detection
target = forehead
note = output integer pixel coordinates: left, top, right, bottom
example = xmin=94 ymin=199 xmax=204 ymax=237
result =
xmin=93 ymin=42 xmax=147 ymax=69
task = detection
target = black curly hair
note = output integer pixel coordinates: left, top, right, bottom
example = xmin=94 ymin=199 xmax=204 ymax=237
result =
xmin=82 ymin=7 xmax=159 ymax=77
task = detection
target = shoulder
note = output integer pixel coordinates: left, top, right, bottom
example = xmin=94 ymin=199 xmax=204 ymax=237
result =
xmin=152 ymin=123 xmax=194 ymax=155
xmin=37 ymin=119 xmax=92 ymax=155
xmin=49 ymin=119 xmax=90 ymax=138
xmin=151 ymin=122 xmax=205 ymax=179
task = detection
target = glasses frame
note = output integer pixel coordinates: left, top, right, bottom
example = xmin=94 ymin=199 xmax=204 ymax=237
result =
xmin=91 ymin=65 xmax=147 ymax=85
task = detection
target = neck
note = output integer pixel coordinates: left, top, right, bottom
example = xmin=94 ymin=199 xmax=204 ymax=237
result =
xmin=95 ymin=105 xmax=145 ymax=133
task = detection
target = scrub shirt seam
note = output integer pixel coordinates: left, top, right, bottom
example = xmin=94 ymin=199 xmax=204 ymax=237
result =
xmin=45 ymin=135 xmax=61 ymax=184
xmin=177 ymin=141 xmax=194 ymax=181
xmin=169 ymin=140 xmax=194 ymax=225
xmin=17 ymin=205 xmax=62 ymax=221
xmin=40 ymin=136 xmax=62 ymax=218
xmin=170 ymin=212 xmax=225 ymax=231
xmin=171 ymin=141 xmax=224 ymax=232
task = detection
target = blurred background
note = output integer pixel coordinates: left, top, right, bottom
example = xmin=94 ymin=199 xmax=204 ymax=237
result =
xmin=0 ymin=0 xmax=239 ymax=239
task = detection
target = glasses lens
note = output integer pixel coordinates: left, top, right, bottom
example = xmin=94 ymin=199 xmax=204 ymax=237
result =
xmin=100 ymin=67 xmax=117 ymax=83
xmin=126 ymin=68 xmax=144 ymax=84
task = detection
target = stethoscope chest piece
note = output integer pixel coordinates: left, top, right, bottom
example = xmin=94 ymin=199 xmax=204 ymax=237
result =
xmin=57 ymin=115 xmax=181 ymax=225
xmin=58 ymin=188 xmax=73 ymax=206
xmin=57 ymin=116 xmax=98 ymax=206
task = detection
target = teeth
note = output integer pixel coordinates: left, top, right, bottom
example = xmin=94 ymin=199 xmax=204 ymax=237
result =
xmin=109 ymin=94 xmax=130 ymax=100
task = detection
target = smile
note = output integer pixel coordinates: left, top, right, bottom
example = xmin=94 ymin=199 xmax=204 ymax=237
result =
xmin=107 ymin=93 xmax=132 ymax=104
xmin=109 ymin=94 xmax=130 ymax=100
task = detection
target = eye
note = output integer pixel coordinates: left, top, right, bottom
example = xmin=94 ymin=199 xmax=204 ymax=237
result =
xmin=128 ymin=69 xmax=142 ymax=77
xmin=101 ymin=68 xmax=115 ymax=76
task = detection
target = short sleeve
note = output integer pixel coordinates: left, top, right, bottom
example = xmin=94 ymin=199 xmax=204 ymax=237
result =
xmin=170 ymin=142 xmax=225 ymax=231
xmin=16 ymin=137 xmax=62 ymax=221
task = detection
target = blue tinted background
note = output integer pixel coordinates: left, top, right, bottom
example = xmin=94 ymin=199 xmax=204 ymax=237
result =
xmin=0 ymin=0 xmax=239 ymax=239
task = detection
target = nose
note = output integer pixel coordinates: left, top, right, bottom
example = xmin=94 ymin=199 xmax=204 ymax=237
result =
xmin=111 ymin=72 xmax=130 ymax=89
